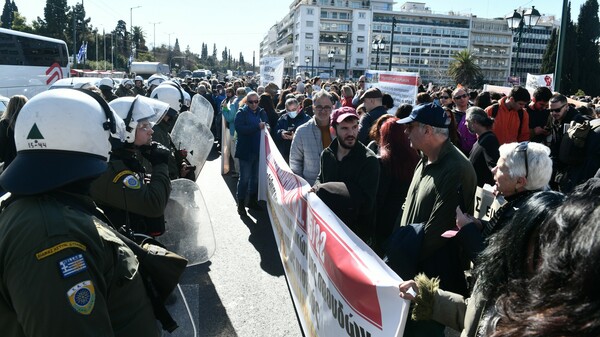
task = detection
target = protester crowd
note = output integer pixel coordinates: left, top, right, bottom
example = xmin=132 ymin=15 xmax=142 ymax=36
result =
xmin=0 ymin=70 xmax=599 ymax=336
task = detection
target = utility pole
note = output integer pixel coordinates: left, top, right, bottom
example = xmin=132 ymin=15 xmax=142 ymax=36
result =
xmin=344 ymin=32 xmax=350 ymax=80
xmin=554 ymin=0 xmax=568 ymax=93
xmin=130 ymin=6 xmax=141 ymax=58
xmin=150 ymin=21 xmax=161 ymax=60
xmin=388 ymin=17 xmax=397 ymax=71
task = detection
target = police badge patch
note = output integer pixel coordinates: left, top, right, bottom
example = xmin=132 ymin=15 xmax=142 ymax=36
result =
xmin=67 ymin=280 xmax=96 ymax=315
xmin=122 ymin=175 xmax=141 ymax=189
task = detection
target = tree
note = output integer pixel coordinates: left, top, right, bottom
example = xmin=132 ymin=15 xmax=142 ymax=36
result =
xmin=173 ymin=38 xmax=181 ymax=55
xmin=222 ymin=47 xmax=228 ymax=62
xmin=558 ymin=1 xmax=580 ymax=95
xmin=1 ymin=0 xmax=17 ymax=28
xmin=11 ymin=11 xmax=32 ymax=33
xmin=541 ymin=28 xmax=558 ymax=74
xmin=201 ymin=43 xmax=208 ymax=61
xmin=37 ymin=0 xmax=69 ymax=40
xmin=576 ymin=0 xmax=600 ymax=95
xmin=212 ymin=43 xmax=217 ymax=59
xmin=447 ymin=49 xmax=482 ymax=87
xmin=66 ymin=2 xmax=91 ymax=63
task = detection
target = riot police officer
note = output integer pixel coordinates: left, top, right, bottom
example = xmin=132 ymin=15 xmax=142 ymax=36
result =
xmin=0 ymin=89 xmax=159 ymax=336
xmin=90 ymin=95 xmax=172 ymax=237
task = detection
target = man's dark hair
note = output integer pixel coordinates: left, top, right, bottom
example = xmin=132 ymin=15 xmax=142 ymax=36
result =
xmin=549 ymin=94 xmax=567 ymax=105
xmin=382 ymin=93 xmax=394 ymax=109
xmin=533 ymin=86 xmax=553 ymax=102
xmin=509 ymin=86 xmax=531 ymax=102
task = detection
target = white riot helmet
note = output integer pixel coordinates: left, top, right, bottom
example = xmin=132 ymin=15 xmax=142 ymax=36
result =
xmin=99 ymin=77 xmax=114 ymax=89
xmin=109 ymin=96 xmax=169 ymax=144
xmin=134 ymin=75 xmax=143 ymax=82
xmin=147 ymin=74 xmax=167 ymax=88
xmin=151 ymin=82 xmax=185 ymax=114
xmin=123 ymin=79 xmax=134 ymax=88
xmin=0 ymin=89 xmax=121 ymax=195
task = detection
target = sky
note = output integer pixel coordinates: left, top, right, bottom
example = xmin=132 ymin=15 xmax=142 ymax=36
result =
xmin=16 ymin=0 xmax=587 ymax=63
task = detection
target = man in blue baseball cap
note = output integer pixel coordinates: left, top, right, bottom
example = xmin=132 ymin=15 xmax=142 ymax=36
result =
xmin=395 ymin=102 xmax=477 ymax=337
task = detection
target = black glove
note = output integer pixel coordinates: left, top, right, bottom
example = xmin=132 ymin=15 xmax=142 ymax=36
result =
xmin=141 ymin=142 xmax=170 ymax=166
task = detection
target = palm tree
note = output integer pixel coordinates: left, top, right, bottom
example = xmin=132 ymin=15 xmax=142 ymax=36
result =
xmin=448 ymin=49 xmax=483 ymax=87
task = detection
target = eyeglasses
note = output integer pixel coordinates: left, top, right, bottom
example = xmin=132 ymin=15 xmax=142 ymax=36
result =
xmin=359 ymin=81 xmax=365 ymax=83
xmin=453 ymin=94 xmax=468 ymax=100
xmin=515 ymin=141 xmax=529 ymax=180
xmin=549 ymin=104 xmax=566 ymax=113
xmin=440 ymin=96 xmax=449 ymax=99
xmin=314 ymin=105 xmax=332 ymax=111
xmin=247 ymin=100 xmax=259 ymax=104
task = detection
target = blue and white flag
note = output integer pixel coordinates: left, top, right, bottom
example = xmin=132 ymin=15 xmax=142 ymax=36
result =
xmin=76 ymin=42 xmax=87 ymax=63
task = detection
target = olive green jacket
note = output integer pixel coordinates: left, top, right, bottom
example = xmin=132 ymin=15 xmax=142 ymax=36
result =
xmin=0 ymin=193 xmax=159 ymax=337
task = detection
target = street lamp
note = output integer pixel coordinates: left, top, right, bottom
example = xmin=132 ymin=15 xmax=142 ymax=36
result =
xmin=130 ymin=6 xmax=141 ymax=57
xmin=290 ymin=60 xmax=295 ymax=76
xmin=506 ymin=6 xmax=541 ymax=82
xmin=372 ymin=38 xmax=385 ymax=70
xmin=328 ymin=50 xmax=335 ymax=78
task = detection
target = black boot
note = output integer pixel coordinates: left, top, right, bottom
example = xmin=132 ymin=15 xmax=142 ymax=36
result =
xmin=237 ymin=203 xmax=247 ymax=216
xmin=247 ymin=195 xmax=262 ymax=211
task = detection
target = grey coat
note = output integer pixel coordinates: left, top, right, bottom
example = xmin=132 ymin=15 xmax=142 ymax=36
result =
xmin=289 ymin=118 xmax=332 ymax=186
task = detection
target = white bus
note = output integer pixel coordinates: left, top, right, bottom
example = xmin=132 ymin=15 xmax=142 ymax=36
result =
xmin=0 ymin=28 xmax=70 ymax=98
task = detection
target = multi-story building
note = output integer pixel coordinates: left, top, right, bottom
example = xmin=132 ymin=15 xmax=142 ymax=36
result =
xmin=261 ymin=1 xmax=556 ymax=84
xmin=371 ymin=3 xmax=472 ymax=86
xmin=470 ymin=17 xmax=513 ymax=86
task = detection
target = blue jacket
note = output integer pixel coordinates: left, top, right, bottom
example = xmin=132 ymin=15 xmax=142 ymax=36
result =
xmin=234 ymin=105 xmax=268 ymax=160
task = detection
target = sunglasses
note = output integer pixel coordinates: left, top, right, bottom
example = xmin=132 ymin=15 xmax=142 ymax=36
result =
xmin=440 ymin=96 xmax=449 ymax=99
xmin=247 ymin=100 xmax=259 ymax=104
xmin=359 ymin=81 xmax=365 ymax=83
xmin=453 ymin=94 xmax=468 ymax=100
xmin=515 ymin=141 xmax=529 ymax=180
xmin=549 ymin=104 xmax=566 ymax=113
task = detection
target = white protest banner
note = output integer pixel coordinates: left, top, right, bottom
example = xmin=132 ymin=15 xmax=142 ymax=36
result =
xmin=526 ymin=73 xmax=554 ymax=92
xmin=260 ymin=57 xmax=285 ymax=88
xmin=473 ymin=185 xmax=506 ymax=221
xmin=258 ymin=130 xmax=409 ymax=337
xmin=365 ymin=70 xmax=419 ymax=110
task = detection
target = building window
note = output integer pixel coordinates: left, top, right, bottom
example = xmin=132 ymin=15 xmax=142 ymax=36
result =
xmin=307 ymin=8 xmax=314 ymax=15
xmin=306 ymin=44 xmax=314 ymax=50
xmin=307 ymin=21 xmax=314 ymax=28
xmin=356 ymin=58 xmax=363 ymax=65
xmin=358 ymin=24 xmax=365 ymax=31
xmin=359 ymin=12 xmax=366 ymax=19
xmin=306 ymin=33 xmax=314 ymax=39
xmin=357 ymin=35 xmax=365 ymax=42
xmin=357 ymin=47 xmax=364 ymax=53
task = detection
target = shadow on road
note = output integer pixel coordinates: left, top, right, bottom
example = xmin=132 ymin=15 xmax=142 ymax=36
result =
xmin=179 ymin=261 xmax=239 ymax=337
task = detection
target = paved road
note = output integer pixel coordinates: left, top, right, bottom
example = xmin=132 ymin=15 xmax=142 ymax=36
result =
xmin=165 ymin=149 xmax=303 ymax=337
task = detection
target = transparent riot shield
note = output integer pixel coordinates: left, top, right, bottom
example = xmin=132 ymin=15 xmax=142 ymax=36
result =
xmin=162 ymin=179 xmax=215 ymax=266
xmin=161 ymin=284 xmax=198 ymax=337
xmin=189 ymin=94 xmax=214 ymax=129
xmin=171 ymin=112 xmax=214 ymax=180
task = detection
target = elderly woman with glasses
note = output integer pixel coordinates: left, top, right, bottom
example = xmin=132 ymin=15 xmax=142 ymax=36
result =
xmin=454 ymin=141 xmax=553 ymax=258
xmin=234 ymin=91 xmax=269 ymax=216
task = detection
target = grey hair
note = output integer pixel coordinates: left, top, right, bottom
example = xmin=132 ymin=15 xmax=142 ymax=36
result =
xmin=311 ymin=89 xmax=333 ymax=104
xmin=466 ymin=106 xmax=494 ymax=128
xmin=499 ymin=142 xmax=552 ymax=190
xmin=285 ymin=98 xmax=298 ymax=108
xmin=431 ymin=126 xmax=449 ymax=137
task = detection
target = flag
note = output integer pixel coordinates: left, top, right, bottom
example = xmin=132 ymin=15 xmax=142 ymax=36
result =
xmin=128 ymin=54 xmax=133 ymax=66
xmin=76 ymin=43 xmax=85 ymax=63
